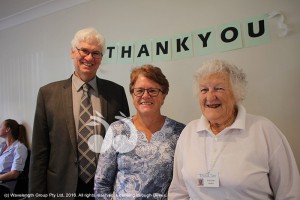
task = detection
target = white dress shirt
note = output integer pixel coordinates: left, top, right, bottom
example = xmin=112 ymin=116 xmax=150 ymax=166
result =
xmin=0 ymin=140 xmax=27 ymax=173
xmin=168 ymin=104 xmax=300 ymax=200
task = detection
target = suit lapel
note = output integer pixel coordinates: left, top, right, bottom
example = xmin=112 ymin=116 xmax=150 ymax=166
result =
xmin=62 ymin=78 xmax=78 ymax=157
xmin=96 ymin=77 xmax=107 ymax=161
xmin=96 ymin=77 xmax=108 ymax=130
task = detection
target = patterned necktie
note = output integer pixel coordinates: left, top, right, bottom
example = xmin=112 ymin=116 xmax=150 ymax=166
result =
xmin=78 ymin=83 xmax=96 ymax=183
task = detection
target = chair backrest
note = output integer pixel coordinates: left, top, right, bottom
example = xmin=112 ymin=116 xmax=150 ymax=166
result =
xmin=14 ymin=150 xmax=31 ymax=194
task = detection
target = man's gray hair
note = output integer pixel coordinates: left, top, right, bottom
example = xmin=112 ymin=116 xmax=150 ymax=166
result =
xmin=71 ymin=27 xmax=106 ymax=54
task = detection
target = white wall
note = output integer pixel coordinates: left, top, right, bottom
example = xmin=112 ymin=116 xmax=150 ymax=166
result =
xmin=0 ymin=0 xmax=299 ymax=168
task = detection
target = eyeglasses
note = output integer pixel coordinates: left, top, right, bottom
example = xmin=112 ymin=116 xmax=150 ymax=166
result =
xmin=76 ymin=47 xmax=103 ymax=59
xmin=132 ymin=88 xmax=162 ymax=97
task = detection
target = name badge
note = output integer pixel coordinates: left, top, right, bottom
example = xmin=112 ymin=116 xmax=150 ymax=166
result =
xmin=197 ymin=171 xmax=219 ymax=187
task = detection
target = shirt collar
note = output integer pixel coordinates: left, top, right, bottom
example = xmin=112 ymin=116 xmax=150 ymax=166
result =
xmin=0 ymin=140 xmax=19 ymax=152
xmin=197 ymin=103 xmax=246 ymax=134
xmin=72 ymin=73 xmax=98 ymax=93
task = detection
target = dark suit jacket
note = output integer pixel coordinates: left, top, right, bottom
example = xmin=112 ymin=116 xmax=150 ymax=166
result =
xmin=29 ymin=76 xmax=129 ymax=198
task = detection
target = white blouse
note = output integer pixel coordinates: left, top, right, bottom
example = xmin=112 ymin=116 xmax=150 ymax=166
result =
xmin=168 ymin=105 xmax=300 ymax=200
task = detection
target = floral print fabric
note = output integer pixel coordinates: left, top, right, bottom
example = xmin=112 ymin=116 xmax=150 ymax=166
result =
xmin=94 ymin=117 xmax=185 ymax=200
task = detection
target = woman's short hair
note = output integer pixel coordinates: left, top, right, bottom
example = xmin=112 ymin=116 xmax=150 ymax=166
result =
xmin=194 ymin=59 xmax=247 ymax=102
xmin=71 ymin=27 xmax=106 ymax=54
xmin=129 ymin=64 xmax=169 ymax=95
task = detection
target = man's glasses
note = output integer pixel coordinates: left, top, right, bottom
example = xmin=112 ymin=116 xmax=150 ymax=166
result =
xmin=132 ymin=88 xmax=162 ymax=97
xmin=76 ymin=47 xmax=103 ymax=59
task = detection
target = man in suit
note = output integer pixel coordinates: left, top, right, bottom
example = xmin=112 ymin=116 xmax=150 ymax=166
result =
xmin=29 ymin=27 xmax=130 ymax=199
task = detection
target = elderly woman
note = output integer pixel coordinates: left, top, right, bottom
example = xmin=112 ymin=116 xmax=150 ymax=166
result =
xmin=94 ymin=64 xmax=185 ymax=199
xmin=168 ymin=59 xmax=300 ymax=199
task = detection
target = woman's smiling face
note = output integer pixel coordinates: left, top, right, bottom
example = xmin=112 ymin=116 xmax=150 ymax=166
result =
xmin=132 ymin=75 xmax=166 ymax=116
xmin=198 ymin=72 xmax=237 ymax=124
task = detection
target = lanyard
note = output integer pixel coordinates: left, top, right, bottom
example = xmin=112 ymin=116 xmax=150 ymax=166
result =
xmin=204 ymin=132 xmax=229 ymax=172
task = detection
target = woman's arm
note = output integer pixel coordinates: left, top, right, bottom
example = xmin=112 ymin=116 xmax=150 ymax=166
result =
xmin=168 ymin=134 xmax=190 ymax=200
xmin=0 ymin=170 xmax=20 ymax=181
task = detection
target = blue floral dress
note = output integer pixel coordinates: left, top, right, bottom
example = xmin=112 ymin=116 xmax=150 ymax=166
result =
xmin=94 ymin=117 xmax=185 ymax=200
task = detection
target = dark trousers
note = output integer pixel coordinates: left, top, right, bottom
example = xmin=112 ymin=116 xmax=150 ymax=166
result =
xmin=76 ymin=178 xmax=94 ymax=199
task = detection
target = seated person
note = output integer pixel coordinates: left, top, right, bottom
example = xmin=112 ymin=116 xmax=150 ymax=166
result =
xmin=0 ymin=119 xmax=28 ymax=192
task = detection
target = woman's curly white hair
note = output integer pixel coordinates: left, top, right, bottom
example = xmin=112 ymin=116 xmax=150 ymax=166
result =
xmin=194 ymin=59 xmax=247 ymax=102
